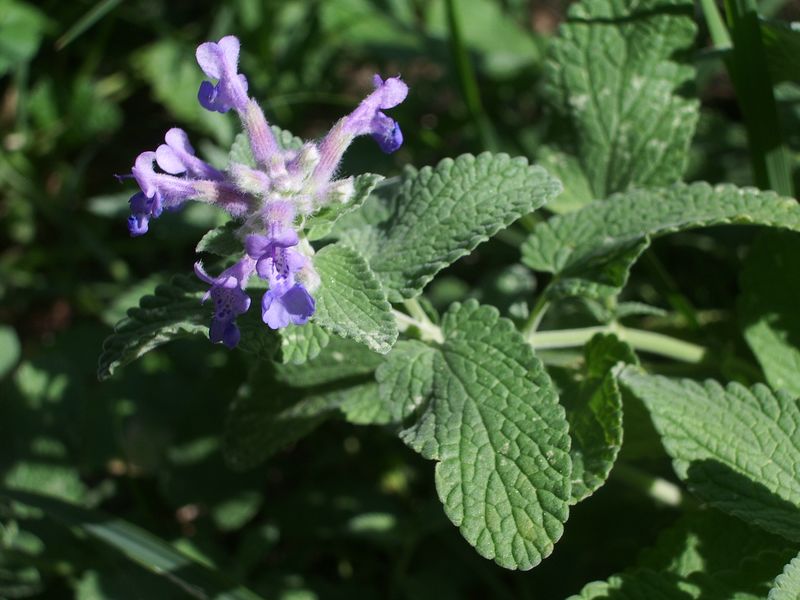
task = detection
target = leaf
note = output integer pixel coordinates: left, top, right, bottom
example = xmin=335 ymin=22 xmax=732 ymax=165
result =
xmin=536 ymin=147 xmax=596 ymax=214
xmin=196 ymin=222 xmax=242 ymax=256
xmin=739 ymin=231 xmax=800 ymax=396
xmin=0 ymin=325 xmax=20 ymax=379
xmin=545 ymin=0 xmax=698 ymax=198
xmin=350 ymin=153 xmax=562 ymax=302
xmin=1 ymin=488 xmax=265 ymax=600
xmin=274 ymin=334 xmax=383 ymax=388
xmin=619 ymin=368 xmax=800 ymax=542
xmin=305 ymin=173 xmax=384 ymax=241
xmin=522 ymin=183 xmax=800 ymax=301
xmin=312 ymin=242 xmax=398 ymax=354
xmin=224 ymin=371 xmax=338 ymax=471
xmin=0 ymin=0 xmax=48 ymax=76
xmin=552 ymin=334 xmax=637 ymax=504
xmin=97 ymin=275 xmax=208 ymax=380
xmin=277 ymin=322 xmax=331 ymax=365
xmin=381 ymin=301 xmax=572 ymax=570
xmin=761 ymin=18 xmax=800 ymax=85
xmin=569 ymin=570 xmax=701 ymax=599
xmin=770 ymin=552 xmax=800 ymax=600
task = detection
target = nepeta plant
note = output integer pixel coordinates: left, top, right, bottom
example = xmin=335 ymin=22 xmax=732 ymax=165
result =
xmin=119 ymin=35 xmax=407 ymax=346
xmin=87 ymin=3 xmax=800 ymax=595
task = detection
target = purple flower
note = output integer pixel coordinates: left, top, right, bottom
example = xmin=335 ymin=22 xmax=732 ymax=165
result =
xmin=196 ymin=36 xmax=249 ymax=114
xmin=347 ymin=75 xmax=408 ymax=153
xmin=131 ymin=151 xmax=198 ymax=209
xmin=261 ymin=282 xmax=315 ymax=329
xmin=127 ymin=191 xmax=161 ymax=237
xmin=194 ymin=259 xmax=255 ymax=348
xmin=155 ymin=128 xmax=223 ymax=180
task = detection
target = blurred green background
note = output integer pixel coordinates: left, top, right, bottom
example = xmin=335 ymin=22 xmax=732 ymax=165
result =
xmin=1 ymin=0 xmax=799 ymax=597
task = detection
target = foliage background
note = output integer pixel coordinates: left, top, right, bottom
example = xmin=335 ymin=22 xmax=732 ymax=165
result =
xmin=1 ymin=0 xmax=799 ymax=597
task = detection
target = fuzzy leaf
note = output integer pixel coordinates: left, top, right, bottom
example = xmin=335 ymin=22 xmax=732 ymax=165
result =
xmin=522 ymin=183 xmax=800 ymax=300
xmin=739 ymin=231 xmax=800 ymax=396
xmin=770 ymin=552 xmax=800 ymax=600
xmin=305 ymin=173 xmax=384 ymax=241
xmin=381 ymin=300 xmax=572 ymax=570
xmin=545 ymin=0 xmax=698 ymax=198
xmin=554 ymin=334 xmax=637 ymax=503
xmin=278 ymin=323 xmax=331 ymax=365
xmin=274 ymin=334 xmax=383 ymax=388
xmin=312 ymin=243 xmax=398 ymax=354
xmin=351 ymin=153 xmax=562 ymax=302
xmin=196 ymin=222 xmax=241 ymax=256
xmin=569 ymin=570 xmax=701 ymax=599
xmin=619 ymin=369 xmax=800 ymax=542
xmin=97 ymin=276 xmax=208 ymax=380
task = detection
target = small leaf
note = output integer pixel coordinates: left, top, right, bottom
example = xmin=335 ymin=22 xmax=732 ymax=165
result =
xmin=196 ymin=222 xmax=241 ymax=256
xmin=278 ymin=322 xmax=331 ymax=365
xmin=312 ymin=242 xmax=398 ymax=354
xmin=350 ymin=153 xmax=562 ymax=302
xmin=522 ymin=183 xmax=800 ymax=301
xmin=770 ymin=552 xmax=800 ymax=600
xmin=552 ymin=334 xmax=637 ymax=504
xmin=305 ymin=173 xmax=384 ymax=241
xmin=381 ymin=300 xmax=572 ymax=570
xmin=545 ymin=0 xmax=698 ymax=198
xmin=97 ymin=275 xmax=208 ymax=380
xmin=739 ymin=231 xmax=800 ymax=396
xmin=619 ymin=368 xmax=800 ymax=542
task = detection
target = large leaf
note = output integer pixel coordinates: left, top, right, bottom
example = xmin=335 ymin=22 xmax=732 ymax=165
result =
xmin=739 ymin=231 xmax=800 ymax=396
xmin=522 ymin=183 xmax=800 ymax=301
xmin=1 ymin=488 xmax=264 ymax=600
xmin=619 ymin=369 xmax=800 ymax=542
xmin=312 ymin=242 xmax=398 ymax=354
xmin=348 ymin=153 xmax=561 ymax=302
xmin=545 ymin=0 xmax=698 ymax=201
xmin=378 ymin=301 xmax=572 ymax=570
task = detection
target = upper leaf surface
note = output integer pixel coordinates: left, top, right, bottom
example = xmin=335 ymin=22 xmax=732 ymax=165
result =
xmin=545 ymin=0 xmax=698 ymax=200
xmin=385 ymin=300 xmax=572 ymax=570
xmin=739 ymin=231 xmax=800 ymax=396
xmin=312 ymin=242 xmax=398 ymax=354
xmin=522 ymin=183 xmax=800 ymax=300
xmin=619 ymin=369 xmax=800 ymax=542
xmin=351 ymin=153 xmax=561 ymax=302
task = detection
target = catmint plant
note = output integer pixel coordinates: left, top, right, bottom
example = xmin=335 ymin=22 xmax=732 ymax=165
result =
xmin=119 ymin=35 xmax=407 ymax=347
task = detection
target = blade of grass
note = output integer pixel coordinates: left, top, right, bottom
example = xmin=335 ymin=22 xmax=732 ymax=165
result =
xmin=56 ymin=0 xmax=122 ymax=50
xmin=724 ymin=0 xmax=795 ymax=196
xmin=1 ymin=488 xmax=265 ymax=600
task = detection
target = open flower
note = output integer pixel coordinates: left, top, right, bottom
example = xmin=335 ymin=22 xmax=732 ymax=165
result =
xmin=194 ymin=259 xmax=255 ymax=348
xmin=196 ymin=36 xmax=249 ymax=114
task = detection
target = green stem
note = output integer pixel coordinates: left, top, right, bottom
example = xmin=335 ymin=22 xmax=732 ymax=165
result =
xmin=611 ymin=464 xmax=695 ymax=508
xmin=444 ymin=0 xmax=499 ymax=151
xmin=521 ymin=295 xmax=550 ymax=339
xmin=699 ymin=0 xmax=732 ymax=47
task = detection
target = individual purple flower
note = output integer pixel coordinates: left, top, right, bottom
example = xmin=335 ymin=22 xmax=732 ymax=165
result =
xmin=127 ymin=191 xmax=161 ymax=237
xmin=196 ymin=36 xmax=249 ymax=114
xmin=155 ymin=128 xmax=223 ymax=180
xmin=261 ymin=281 xmax=315 ymax=329
xmin=194 ymin=258 xmax=255 ymax=348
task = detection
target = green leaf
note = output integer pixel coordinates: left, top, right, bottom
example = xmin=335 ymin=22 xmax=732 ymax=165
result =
xmin=770 ymin=552 xmax=800 ymax=600
xmin=569 ymin=570 xmax=701 ymax=599
xmin=0 ymin=488 xmax=265 ymax=600
xmin=97 ymin=275 xmax=208 ymax=380
xmin=277 ymin=322 xmax=331 ymax=365
xmin=536 ymin=147 xmax=595 ymax=214
xmin=305 ymin=173 xmax=384 ymax=241
xmin=552 ymin=334 xmax=637 ymax=504
xmin=761 ymin=19 xmax=800 ymax=84
xmin=349 ymin=153 xmax=562 ymax=302
xmin=381 ymin=301 xmax=572 ymax=570
xmin=619 ymin=368 xmax=800 ymax=542
xmin=522 ymin=183 xmax=800 ymax=301
xmin=196 ymin=222 xmax=242 ymax=256
xmin=739 ymin=231 xmax=800 ymax=396
xmin=224 ymin=370 xmax=339 ymax=471
xmin=545 ymin=0 xmax=698 ymax=198
xmin=274 ymin=334 xmax=383 ymax=388
xmin=0 ymin=0 xmax=48 ymax=76
xmin=312 ymin=243 xmax=398 ymax=354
